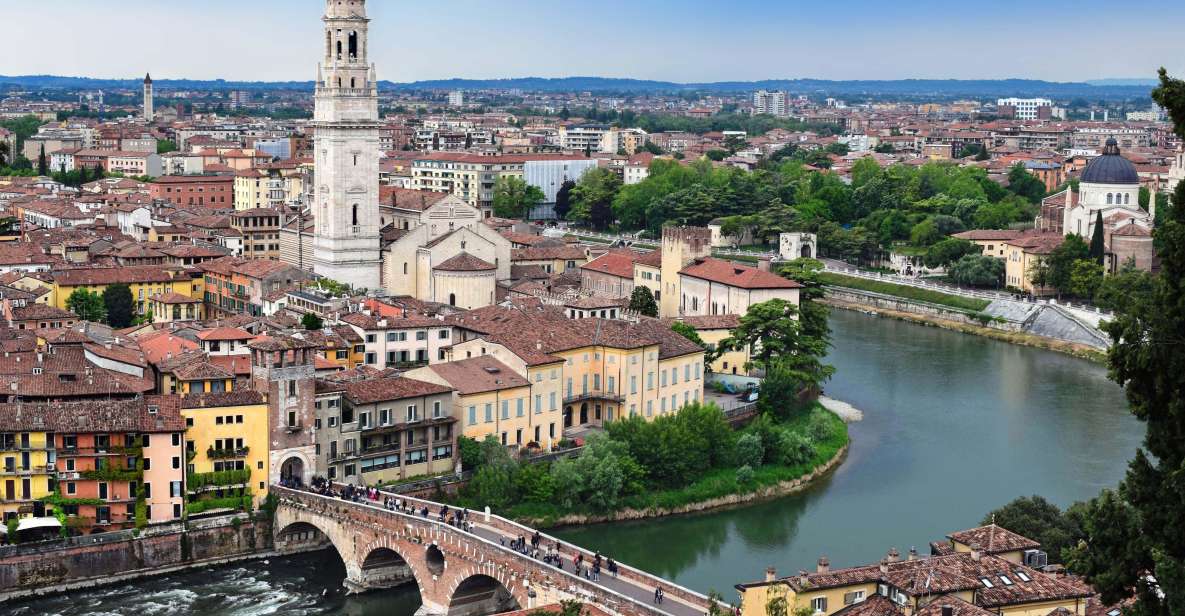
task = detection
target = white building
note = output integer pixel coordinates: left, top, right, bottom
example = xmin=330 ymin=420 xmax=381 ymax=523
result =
xmin=448 ymin=90 xmax=464 ymax=107
xmin=523 ymin=158 xmax=599 ymax=211
xmin=753 ymin=90 xmax=787 ymax=117
xmin=1169 ymin=148 xmax=1185 ymax=194
xmin=997 ymin=97 xmax=1053 ymax=120
xmin=310 ymin=0 xmax=384 ymax=290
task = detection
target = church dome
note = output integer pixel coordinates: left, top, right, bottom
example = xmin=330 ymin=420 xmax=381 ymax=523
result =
xmin=1081 ymin=138 xmax=1139 ymax=185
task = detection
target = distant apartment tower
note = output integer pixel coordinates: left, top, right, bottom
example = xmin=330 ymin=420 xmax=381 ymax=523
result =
xmin=997 ymin=97 xmax=1053 ymax=121
xmin=143 ymin=73 xmax=154 ymax=122
xmin=448 ymin=90 xmax=465 ymax=107
xmin=753 ymin=90 xmax=787 ymax=117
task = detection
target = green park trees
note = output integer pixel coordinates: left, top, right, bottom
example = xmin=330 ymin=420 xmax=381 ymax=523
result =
xmin=947 ymin=254 xmax=1005 ymax=288
xmin=102 ymin=284 xmax=136 ymax=328
xmin=492 ymin=176 xmax=545 ymax=219
xmin=569 ymin=168 xmax=621 ymax=230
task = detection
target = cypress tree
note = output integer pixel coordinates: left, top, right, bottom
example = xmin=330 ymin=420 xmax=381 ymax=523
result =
xmin=37 ymin=144 xmax=47 ymax=176
xmin=1089 ymin=210 xmax=1106 ymax=265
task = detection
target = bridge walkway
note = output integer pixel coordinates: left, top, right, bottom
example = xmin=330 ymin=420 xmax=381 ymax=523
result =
xmin=315 ymin=483 xmax=716 ymax=616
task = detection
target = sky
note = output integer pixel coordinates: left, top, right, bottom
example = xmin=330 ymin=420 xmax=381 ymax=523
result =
xmin=5 ymin=0 xmax=1185 ymax=83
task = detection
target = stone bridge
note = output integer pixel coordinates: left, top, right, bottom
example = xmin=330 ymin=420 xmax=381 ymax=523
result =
xmin=273 ymin=486 xmax=718 ymax=616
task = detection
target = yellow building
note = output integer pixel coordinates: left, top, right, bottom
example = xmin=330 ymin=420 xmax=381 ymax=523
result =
xmin=52 ymin=266 xmax=203 ymax=316
xmin=632 ymin=250 xmax=663 ymax=304
xmin=735 ymin=525 xmax=1091 ymax=616
xmin=149 ymin=292 xmax=204 ymax=324
xmin=180 ymin=391 xmax=270 ymax=508
xmin=409 ymin=355 xmax=548 ymax=448
xmin=169 ymin=361 xmax=236 ymax=395
xmin=658 ymin=227 xmax=712 ymax=319
xmin=0 ymin=431 xmax=54 ymax=522
xmin=233 ymin=166 xmax=304 ymax=211
xmin=444 ymin=302 xmax=707 ymax=444
xmin=1003 ymin=234 xmax=1064 ymax=295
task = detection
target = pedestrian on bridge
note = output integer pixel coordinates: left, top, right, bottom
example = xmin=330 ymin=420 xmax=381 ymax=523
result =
xmin=607 ymin=558 xmax=618 ymax=577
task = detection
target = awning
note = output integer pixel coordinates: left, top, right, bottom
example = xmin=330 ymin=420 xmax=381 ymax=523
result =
xmin=16 ymin=517 xmax=61 ymax=532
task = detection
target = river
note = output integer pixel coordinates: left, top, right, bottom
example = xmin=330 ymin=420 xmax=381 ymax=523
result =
xmin=6 ymin=310 xmax=1143 ymax=615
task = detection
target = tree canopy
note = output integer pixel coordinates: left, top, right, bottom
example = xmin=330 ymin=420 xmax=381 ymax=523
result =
xmin=66 ymin=289 xmax=106 ymax=323
xmin=492 ymin=175 xmax=545 ymax=220
xmin=102 ymin=284 xmax=135 ymax=328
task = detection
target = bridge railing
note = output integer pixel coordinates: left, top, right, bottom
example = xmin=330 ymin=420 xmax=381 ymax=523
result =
xmin=275 ymin=486 xmax=702 ymax=616
xmin=350 ymin=483 xmax=722 ymax=613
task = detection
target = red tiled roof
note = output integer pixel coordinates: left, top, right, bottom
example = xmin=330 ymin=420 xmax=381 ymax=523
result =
xmin=424 ymin=356 xmax=529 ymax=395
xmin=0 ymin=396 xmax=183 ymax=432
xmin=343 ymin=376 xmax=454 ymax=405
xmin=435 ymin=252 xmax=496 ymax=272
xmin=580 ymin=250 xmax=643 ymax=279
xmin=679 ymin=257 xmax=803 ymax=290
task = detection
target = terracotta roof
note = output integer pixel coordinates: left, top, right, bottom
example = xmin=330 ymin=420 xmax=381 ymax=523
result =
xmin=343 ymin=376 xmax=454 ymax=405
xmin=953 ymin=230 xmax=1024 ymax=241
xmin=172 ymin=361 xmax=233 ymax=381
xmin=9 ymin=304 xmax=77 ymax=322
xmin=435 ymin=252 xmax=496 ymax=272
xmin=0 ymin=396 xmax=183 ymax=432
xmin=512 ymin=245 xmax=588 ymax=261
xmin=679 ymin=257 xmax=803 ymax=290
xmin=1004 ymin=233 xmax=1064 ymax=255
xmin=424 ymin=355 xmax=529 ymax=395
xmin=948 ymin=525 xmax=1041 ymax=554
xmin=53 ymin=266 xmax=185 ymax=287
xmin=180 ymin=390 xmax=265 ymax=409
xmin=196 ymin=326 xmax=254 ymax=341
xmin=580 ymin=250 xmax=643 ymax=279
xmin=665 ymin=314 xmax=740 ymax=330
xmin=151 ymin=291 xmax=201 ymax=304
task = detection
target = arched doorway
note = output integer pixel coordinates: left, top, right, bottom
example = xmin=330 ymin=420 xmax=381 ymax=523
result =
xmin=563 ymin=407 xmax=572 ymax=428
xmin=280 ymin=457 xmax=305 ymax=487
xmin=449 ymin=575 xmax=520 ymax=616
xmin=579 ymin=403 xmax=588 ymax=425
xmin=801 ymin=244 xmax=814 ymax=259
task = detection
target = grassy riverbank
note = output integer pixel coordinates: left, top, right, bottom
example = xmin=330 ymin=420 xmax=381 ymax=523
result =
xmin=819 ymin=272 xmax=990 ymax=312
xmin=468 ymin=404 xmax=849 ymax=528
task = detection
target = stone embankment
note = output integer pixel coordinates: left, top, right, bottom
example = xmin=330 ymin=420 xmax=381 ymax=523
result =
xmin=820 ymin=396 xmax=863 ymax=423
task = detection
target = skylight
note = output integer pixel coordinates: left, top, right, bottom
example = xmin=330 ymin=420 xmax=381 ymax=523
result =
xmin=999 ymin=575 xmax=1014 ymax=586
xmin=980 ymin=578 xmax=994 ymax=588
xmin=1015 ymin=571 xmax=1032 ymax=583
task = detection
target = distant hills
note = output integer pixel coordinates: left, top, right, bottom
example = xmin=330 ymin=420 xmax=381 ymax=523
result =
xmin=0 ymin=74 xmax=1156 ymax=99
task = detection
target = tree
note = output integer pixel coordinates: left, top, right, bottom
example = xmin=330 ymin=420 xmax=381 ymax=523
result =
xmin=569 ymin=168 xmax=621 ymax=230
xmin=102 ymin=284 xmax=135 ymax=328
xmin=947 ymin=254 xmax=1005 ymax=288
xmin=1094 ymin=263 xmax=1156 ymax=313
xmin=36 ymin=143 xmax=47 ymax=176
xmin=670 ymin=320 xmax=706 ymax=349
xmin=975 ymin=145 xmax=991 ymax=161
xmin=65 ymin=289 xmax=106 ymax=323
xmin=553 ymin=179 xmax=576 ymax=221
xmin=642 ymin=141 xmax=664 ymax=155
xmin=1089 ymin=210 xmax=1106 ymax=264
xmin=301 ymin=313 xmax=324 ymax=330
xmin=1069 ymin=259 xmax=1104 ymax=299
xmin=721 ymin=300 xmax=831 ymax=387
xmin=1007 ymin=163 xmax=1047 ymax=204
xmin=157 ymin=139 xmax=178 ymax=155
xmin=777 ymin=258 xmax=831 ymax=351
xmin=0 ymin=140 xmax=9 ymax=166
xmin=923 ymin=238 xmax=978 ymax=269
xmin=1086 ymin=68 xmax=1185 ymax=615
xmin=982 ymin=496 xmax=1081 ymax=564
xmin=492 ymin=176 xmax=545 ymax=220
xmin=1046 ymin=234 xmax=1090 ymax=297
xmin=628 ymin=286 xmax=658 ymax=317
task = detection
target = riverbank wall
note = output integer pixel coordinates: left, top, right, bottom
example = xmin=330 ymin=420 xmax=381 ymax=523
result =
xmin=822 ymin=289 xmax=1106 ymax=362
xmin=0 ymin=514 xmax=273 ymax=603
xmin=539 ymin=443 xmax=849 ymax=528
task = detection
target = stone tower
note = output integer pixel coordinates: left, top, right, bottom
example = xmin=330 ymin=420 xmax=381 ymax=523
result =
xmin=143 ymin=73 xmax=154 ymax=122
xmin=659 ymin=226 xmax=712 ymax=318
xmin=312 ymin=0 xmax=382 ymax=290
xmin=249 ymin=335 xmax=318 ymax=486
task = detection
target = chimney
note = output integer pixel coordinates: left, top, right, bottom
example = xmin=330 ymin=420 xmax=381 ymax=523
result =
xmin=765 ymin=566 xmax=777 ymax=583
xmin=969 ymin=542 xmax=982 ymax=562
xmin=887 ymin=547 xmax=900 ymax=563
xmin=816 ymin=556 xmax=830 ymax=573
xmin=757 ymin=258 xmax=771 ymax=272
xmin=908 ymin=547 xmax=918 ymax=561
xmin=879 ymin=559 xmax=889 ymax=574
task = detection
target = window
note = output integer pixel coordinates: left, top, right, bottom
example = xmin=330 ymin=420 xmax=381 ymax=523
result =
xmin=516 ymin=398 xmax=524 ymax=417
xmin=843 ymin=591 xmax=865 ymax=605
xmin=501 ymin=400 xmax=509 ymax=420
xmin=468 ymin=406 xmax=477 ymax=426
xmin=433 ymin=401 xmax=442 ymax=418
xmin=549 ymin=391 xmax=556 ymax=411
xmin=438 ymin=330 xmax=448 ymax=340
xmin=811 ymin=597 xmax=827 ymax=613
xmin=980 ymin=577 xmax=995 ymax=588
xmin=485 ymin=403 xmax=493 ymax=423
xmin=406 ymin=405 xmax=418 ymax=422
xmin=1015 ymin=571 xmax=1032 ymax=583
xmin=999 ymin=575 xmax=1014 ymax=586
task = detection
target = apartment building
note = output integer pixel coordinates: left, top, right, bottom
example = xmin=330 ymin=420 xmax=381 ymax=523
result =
xmin=411 ymin=153 xmax=588 ymax=212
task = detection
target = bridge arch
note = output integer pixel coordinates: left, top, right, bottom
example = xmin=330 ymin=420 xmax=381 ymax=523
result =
xmin=447 ymin=572 xmax=524 ymax=616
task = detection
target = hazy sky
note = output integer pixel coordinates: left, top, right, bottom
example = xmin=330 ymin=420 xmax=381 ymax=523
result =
xmin=6 ymin=0 xmax=1184 ymax=83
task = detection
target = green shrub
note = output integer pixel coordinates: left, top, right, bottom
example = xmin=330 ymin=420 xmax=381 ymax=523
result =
xmin=736 ymin=465 xmax=755 ymax=484
xmin=807 ymin=414 xmax=834 ymax=442
xmin=774 ymin=431 xmax=816 ymax=467
xmin=734 ymin=433 xmax=765 ymax=469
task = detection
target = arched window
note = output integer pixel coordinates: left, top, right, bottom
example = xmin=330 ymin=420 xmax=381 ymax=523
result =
xmin=1124 ymin=193 xmax=1130 ymax=205
xmin=350 ymin=77 xmax=356 ymax=89
xmin=449 ymin=293 xmax=457 ymax=307
xmin=336 ymin=40 xmax=342 ymax=60
xmin=1106 ymin=193 xmax=1113 ymax=205
xmin=403 ymin=263 xmax=408 ymax=275
xmin=348 ymin=31 xmax=358 ymax=59
xmin=352 ymin=204 xmax=358 ymax=226
xmin=326 ymin=31 xmax=332 ymax=57
xmin=336 ymin=78 xmax=342 ymax=88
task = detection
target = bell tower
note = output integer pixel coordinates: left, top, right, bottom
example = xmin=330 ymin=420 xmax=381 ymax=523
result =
xmin=312 ymin=0 xmax=382 ymax=290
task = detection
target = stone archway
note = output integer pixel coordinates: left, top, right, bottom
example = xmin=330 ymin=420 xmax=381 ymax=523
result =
xmin=280 ymin=457 xmax=305 ymax=486
xmin=447 ymin=573 xmax=522 ymax=616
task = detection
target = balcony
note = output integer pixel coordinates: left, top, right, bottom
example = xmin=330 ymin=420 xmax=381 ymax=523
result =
xmin=563 ymin=390 xmax=626 ymax=405
xmin=285 ymin=422 xmax=303 ymax=434
xmin=206 ymin=446 xmax=250 ymax=460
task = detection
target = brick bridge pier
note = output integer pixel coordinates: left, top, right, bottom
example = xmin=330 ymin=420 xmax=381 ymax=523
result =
xmin=273 ymin=486 xmax=718 ymax=616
